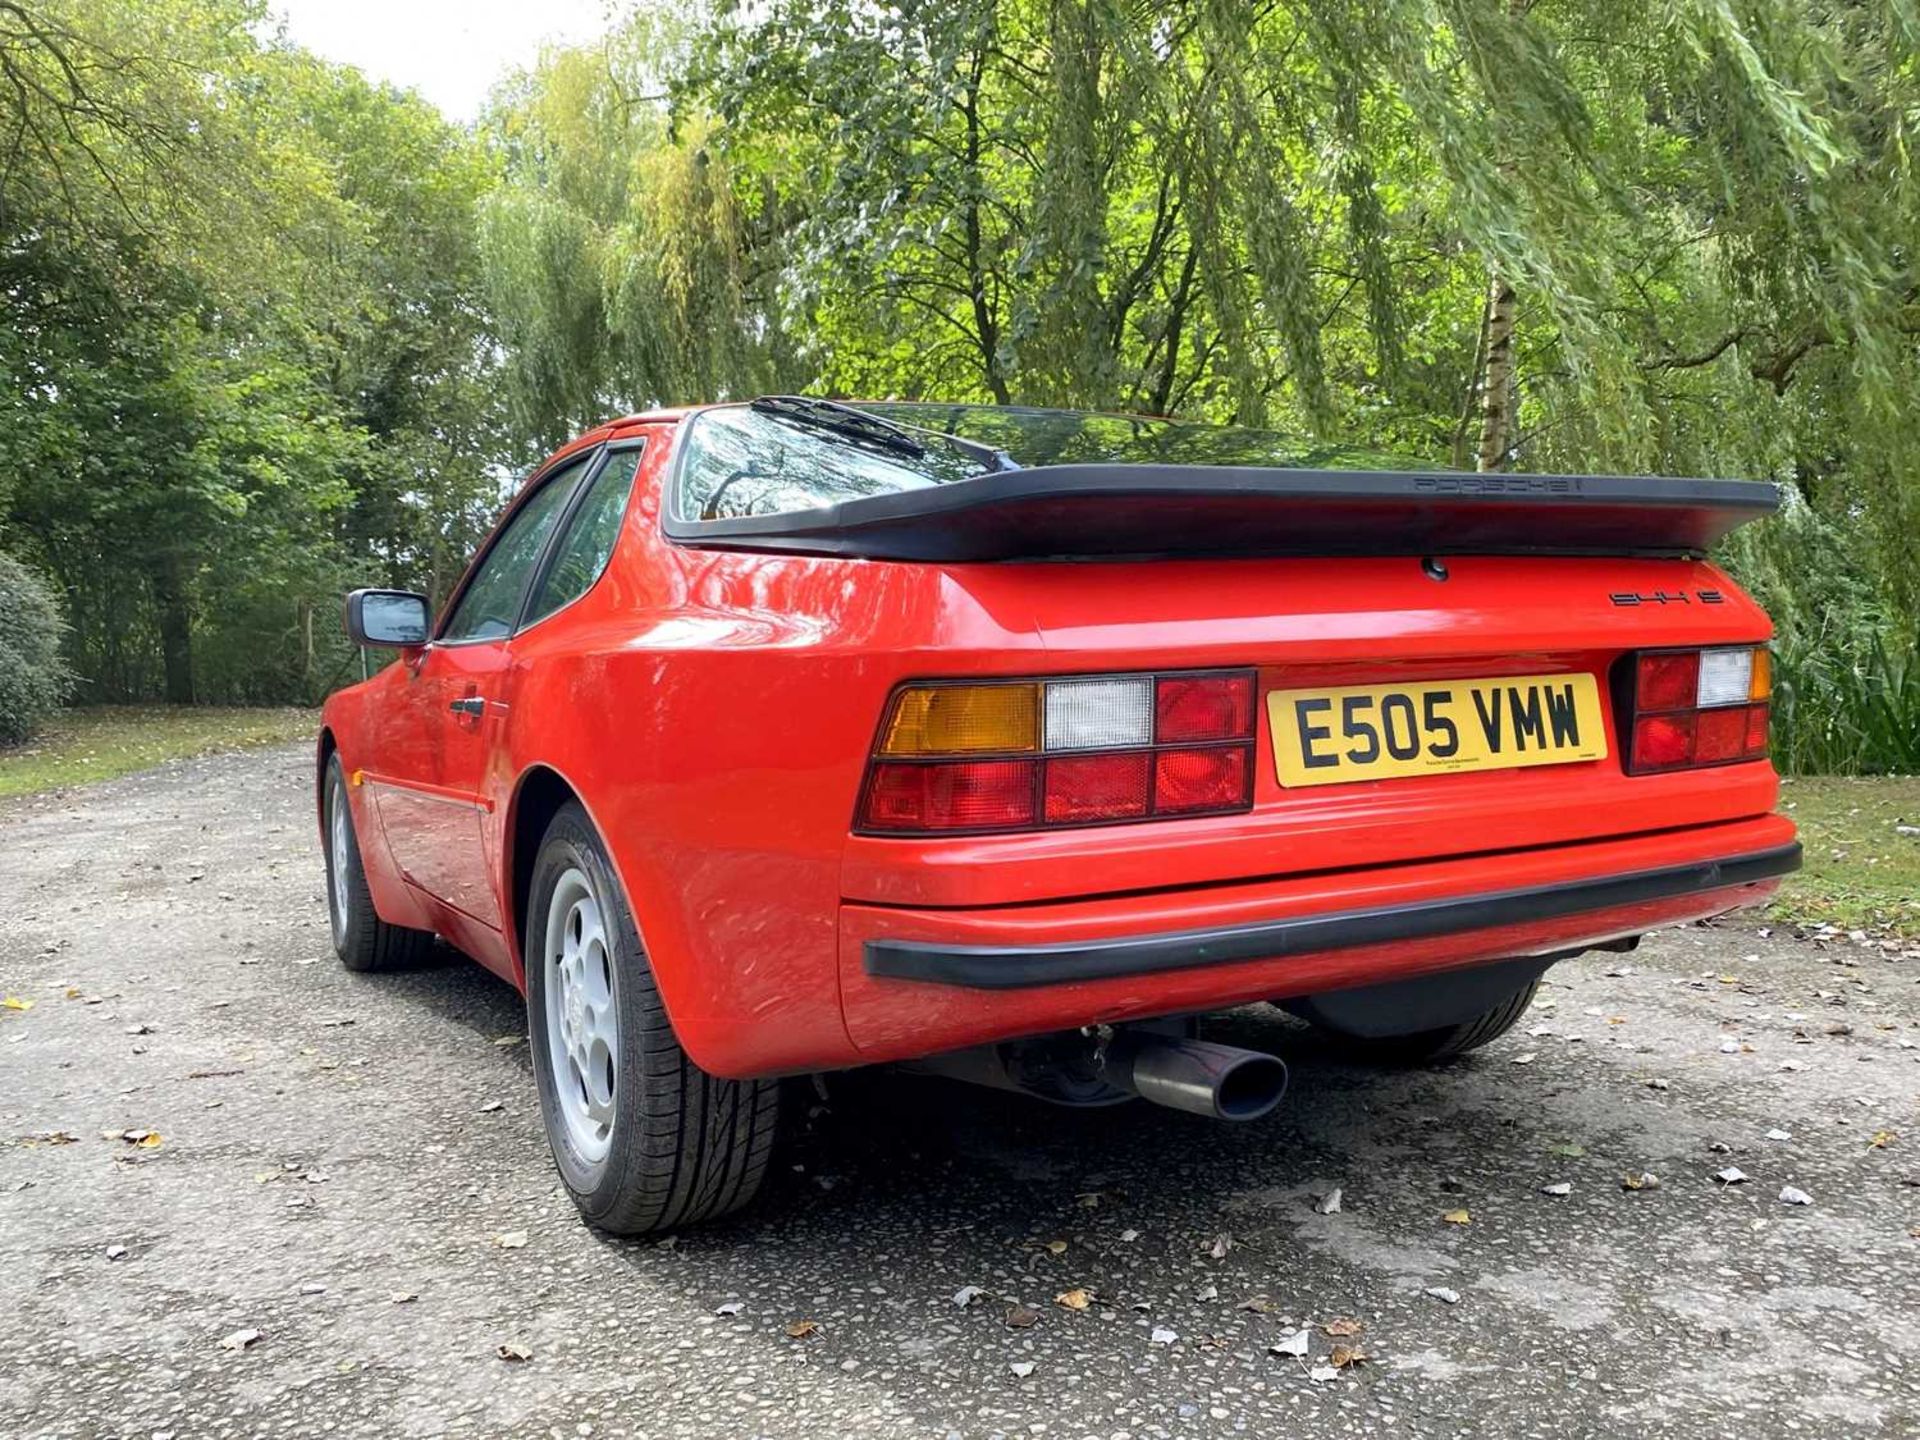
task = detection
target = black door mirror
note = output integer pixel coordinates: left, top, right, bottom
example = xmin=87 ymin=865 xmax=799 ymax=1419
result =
xmin=345 ymin=588 xmax=431 ymax=648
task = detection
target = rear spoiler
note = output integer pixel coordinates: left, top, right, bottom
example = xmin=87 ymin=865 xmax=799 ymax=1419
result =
xmin=662 ymin=464 xmax=1780 ymax=563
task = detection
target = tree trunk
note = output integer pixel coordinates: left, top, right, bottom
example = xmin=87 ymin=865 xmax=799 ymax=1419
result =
xmin=1475 ymin=271 xmax=1518 ymax=472
xmin=150 ymin=555 xmax=195 ymax=705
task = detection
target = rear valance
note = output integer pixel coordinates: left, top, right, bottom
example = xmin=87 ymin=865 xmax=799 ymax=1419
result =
xmin=663 ymin=464 xmax=1780 ymax=563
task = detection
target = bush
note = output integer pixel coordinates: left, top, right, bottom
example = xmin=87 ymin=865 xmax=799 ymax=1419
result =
xmin=0 ymin=550 xmax=73 ymax=745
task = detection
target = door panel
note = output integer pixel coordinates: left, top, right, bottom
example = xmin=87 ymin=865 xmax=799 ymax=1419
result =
xmin=367 ymin=647 xmax=501 ymax=927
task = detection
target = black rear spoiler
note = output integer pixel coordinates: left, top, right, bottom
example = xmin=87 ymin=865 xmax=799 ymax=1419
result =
xmin=663 ymin=464 xmax=1780 ymax=563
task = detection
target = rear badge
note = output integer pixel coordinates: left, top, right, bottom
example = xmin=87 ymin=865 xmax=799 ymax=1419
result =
xmin=1611 ymin=589 xmax=1725 ymax=606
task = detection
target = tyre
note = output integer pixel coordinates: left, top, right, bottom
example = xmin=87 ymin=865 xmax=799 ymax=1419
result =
xmin=1303 ymin=978 xmax=1541 ymax=1065
xmin=525 ymin=802 xmax=780 ymax=1234
xmin=322 ymin=754 xmax=435 ymax=973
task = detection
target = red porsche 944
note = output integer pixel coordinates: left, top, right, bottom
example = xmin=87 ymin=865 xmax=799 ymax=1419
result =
xmin=318 ymin=397 xmax=1799 ymax=1233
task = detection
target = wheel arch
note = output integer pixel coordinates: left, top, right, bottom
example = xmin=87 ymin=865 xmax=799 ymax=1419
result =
xmin=504 ymin=764 xmax=661 ymax=1004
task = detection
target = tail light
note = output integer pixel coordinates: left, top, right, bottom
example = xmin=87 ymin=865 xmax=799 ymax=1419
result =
xmin=1626 ymin=646 xmax=1771 ymax=774
xmin=859 ymin=671 xmax=1256 ymax=834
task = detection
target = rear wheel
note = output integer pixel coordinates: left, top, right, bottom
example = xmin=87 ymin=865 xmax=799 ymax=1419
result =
xmin=322 ymin=755 xmax=434 ymax=973
xmin=525 ymin=802 xmax=780 ymax=1234
xmin=1301 ymin=978 xmax=1541 ymax=1065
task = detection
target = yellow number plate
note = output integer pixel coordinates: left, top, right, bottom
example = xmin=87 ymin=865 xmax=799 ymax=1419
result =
xmin=1268 ymin=672 xmax=1607 ymax=788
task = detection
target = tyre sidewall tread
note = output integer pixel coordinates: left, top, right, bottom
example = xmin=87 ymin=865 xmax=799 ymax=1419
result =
xmin=524 ymin=802 xmax=778 ymax=1235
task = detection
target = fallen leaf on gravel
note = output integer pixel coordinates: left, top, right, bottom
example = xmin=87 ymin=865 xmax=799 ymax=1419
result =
xmin=1055 ymin=1288 xmax=1091 ymax=1311
xmin=785 ymin=1319 xmax=819 ymax=1339
xmin=2 ymin=996 xmax=33 ymax=1012
xmin=714 ymin=1301 xmax=744 ymax=1317
xmin=25 ymin=1130 xmax=78 ymax=1146
xmin=1869 ymin=1131 xmax=1897 ymax=1150
xmin=1549 ymin=1143 xmax=1586 ymax=1158
xmin=1779 ymin=1186 xmax=1814 ymax=1206
xmin=1005 ymin=1305 xmax=1040 ymax=1329
xmin=218 ymin=1328 xmax=262 ymax=1351
xmin=129 ymin=1131 xmax=162 ymax=1149
xmin=105 ymin=1245 xmax=127 ymax=1261
xmin=1208 ymin=1233 xmax=1232 ymax=1259
xmin=1009 ymin=1361 xmax=1036 ymax=1378
xmin=1271 ymin=1329 xmax=1310 ymax=1357
xmin=1718 ymin=974 xmax=1739 ymax=985
xmin=1442 ymin=1209 xmax=1471 ymax=1225
xmin=1714 ymin=1168 xmax=1749 ymax=1185
xmin=1424 ymin=1286 xmax=1461 ymax=1305
xmin=491 ymin=1035 xmax=522 ymax=1047
xmin=1314 ymin=1188 xmax=1342 ymax=1215
xmin=1150 ymin=1327 xmax=1178 ymax=1345
xmin=1622 ymin=1172 xmax=1660 ymax=1191
xmin=495 ymin=1342 xmax=532 ymax=1362
xmin=1540 ymin=1182 xmax=1573 ymax=1196
xmin=1322 ymin=1317 xmax=1364 ymax=1337
xmin=952 ymin=1285 xmax=983 ymax=1308
xmin=494 ymin=1230 xmax=528 ymax=1249
xmin=1329 ymin=1344 xmax=1368 ymax=1368
xmin=1308 ymin=1364 xmax=1340 ymax=1383
xmin=1043 ymin=1239 xmax=1068 ymax=1255
xmin=1239 ymin=1297 xmax=1278 ymax=1314
xmin=1075 ymin=1191 xmax=1103 ymax=1208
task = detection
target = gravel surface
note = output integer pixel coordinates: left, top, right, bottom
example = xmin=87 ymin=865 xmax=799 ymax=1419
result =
xmin=2 ymin=743 xmax=1917 ymax=1439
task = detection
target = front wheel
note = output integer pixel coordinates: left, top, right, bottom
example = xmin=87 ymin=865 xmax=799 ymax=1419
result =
xmin=322 ymin=755 xmax=434 ymax=973
xmin=525 ymin=802 xmax=780 ymax=1234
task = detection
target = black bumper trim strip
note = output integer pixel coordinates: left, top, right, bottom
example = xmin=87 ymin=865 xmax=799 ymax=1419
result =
xmin=861 ymin=841 xmax=1802 ymax=990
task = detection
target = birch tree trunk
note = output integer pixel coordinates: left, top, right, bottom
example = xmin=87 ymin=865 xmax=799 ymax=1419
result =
xmin=1475 ymin=272 xmax=1518 ymax=471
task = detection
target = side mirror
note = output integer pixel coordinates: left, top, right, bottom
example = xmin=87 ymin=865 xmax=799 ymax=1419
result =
xmin=345 ymin=588 xmax=431 ymax=649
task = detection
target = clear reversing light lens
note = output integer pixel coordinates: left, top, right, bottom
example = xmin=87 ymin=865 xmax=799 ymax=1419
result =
xmin=1043 ymin=677 xmax=1153 ymax=751
xmin=1695 ymin=648 xmax=1755 ymax=708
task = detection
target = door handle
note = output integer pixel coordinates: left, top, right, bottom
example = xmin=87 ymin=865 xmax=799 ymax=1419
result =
xmin=448 ymin=696 xmax=486 ymax=717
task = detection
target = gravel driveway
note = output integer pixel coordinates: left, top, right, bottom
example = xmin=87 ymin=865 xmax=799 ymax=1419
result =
xmin=1 ymin=743 xmax=1916 ymax=1439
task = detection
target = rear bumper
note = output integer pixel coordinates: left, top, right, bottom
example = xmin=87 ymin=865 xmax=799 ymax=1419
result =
xmin=835 ymin=813 xmax=1797 ymax=1064
xmin=868 ymin=842 xmax=1800 ymax=990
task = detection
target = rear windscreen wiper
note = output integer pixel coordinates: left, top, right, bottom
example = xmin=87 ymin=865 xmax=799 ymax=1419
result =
xmin=751 ymin=396 xmax=928 ymax=459
xmin=750 ymin=395 xmax=1015 ymax=474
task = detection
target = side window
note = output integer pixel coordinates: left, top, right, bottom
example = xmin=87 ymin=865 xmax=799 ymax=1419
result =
xmin=440 ymin=458 xmax=589 ymax=643
xmin=526 ymin=447 xmax=643 ymax=625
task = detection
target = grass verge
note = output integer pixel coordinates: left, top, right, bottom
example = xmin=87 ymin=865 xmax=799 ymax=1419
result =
xmin=1772 ymin=774 xmax=1920 ymax=938
xmin=0 ymin=705 xmax=316 ymax=801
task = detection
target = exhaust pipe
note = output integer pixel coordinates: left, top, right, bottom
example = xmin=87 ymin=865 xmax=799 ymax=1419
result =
xmin=1100 ymin=1032 xmax=1288 ymax=1122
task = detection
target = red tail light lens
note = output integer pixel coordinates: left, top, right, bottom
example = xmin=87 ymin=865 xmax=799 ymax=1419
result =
xmin=1155 ymin=674 xmax=1255 ymax=743
xmin=1635 ymin=652 xmax=1699 ymax=712
xmin=1626 ymin=647 xmax=1770 ymax=774
xmin=1154 ymin=746 xmax=1251 ymax=814
xmin=859 ymin=669 xmax=1257 ymax=834
xmin=1044 ymin=753 xmax=1151 ymax=823
xmin=861 ymin=759 xmax=1037 ymax=832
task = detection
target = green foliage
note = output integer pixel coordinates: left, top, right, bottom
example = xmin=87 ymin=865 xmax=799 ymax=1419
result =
xmin=1 ymin=0 xmax=507 ymax=704
xmin=0 ymin=550 xmax=73 ymax=745
xmin=1 ymin=0 xmax=1916 ymax=777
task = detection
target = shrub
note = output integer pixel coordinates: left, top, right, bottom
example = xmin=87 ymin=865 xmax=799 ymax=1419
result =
xmin=0 ymin=550 xmax=73 ymax=745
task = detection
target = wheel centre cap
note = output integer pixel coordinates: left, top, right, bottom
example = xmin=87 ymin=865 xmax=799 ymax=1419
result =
xmin=565 ymin=978 xmax=587 ymax=1037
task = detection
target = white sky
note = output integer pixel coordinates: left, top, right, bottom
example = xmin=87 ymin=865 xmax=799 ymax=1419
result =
xmin=268 ymin=0 xmax=618 ymax=122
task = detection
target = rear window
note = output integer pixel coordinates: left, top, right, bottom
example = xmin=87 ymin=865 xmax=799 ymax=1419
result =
xmin=671 ymin=401 xmax=1414 ymax=524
